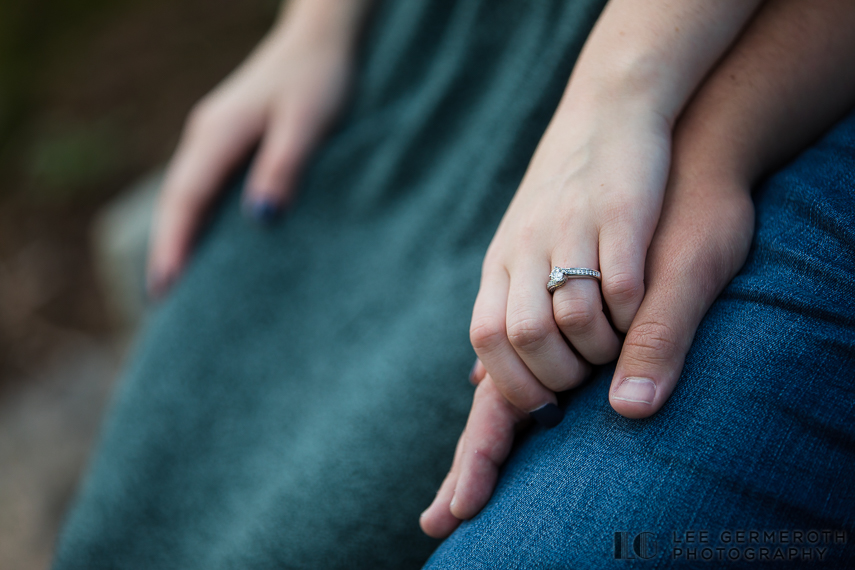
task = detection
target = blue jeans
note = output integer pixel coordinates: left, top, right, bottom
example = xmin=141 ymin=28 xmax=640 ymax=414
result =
xmin=425 ymin=111 xmax=855 ymax=569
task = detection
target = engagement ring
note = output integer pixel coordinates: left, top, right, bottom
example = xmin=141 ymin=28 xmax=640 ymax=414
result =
xmin=547 ymin=266 xmax=601 ymax=294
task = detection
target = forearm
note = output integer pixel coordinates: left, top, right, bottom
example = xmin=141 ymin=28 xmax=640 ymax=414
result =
xmin=673 ymin=0 xmax=855 ymax=186
xmin=560 ymin=0 xmax=762 ymax=123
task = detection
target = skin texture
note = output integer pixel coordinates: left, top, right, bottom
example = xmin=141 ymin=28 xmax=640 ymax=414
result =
xmin=146 ymin=0 xmax=373 ymax=298
xmin=421 ymin=0 xmax=855 ymax=539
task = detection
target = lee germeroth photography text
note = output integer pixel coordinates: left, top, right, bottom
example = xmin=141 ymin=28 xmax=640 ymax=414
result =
xmin=614 ymin=529 xmax=848 ymax=562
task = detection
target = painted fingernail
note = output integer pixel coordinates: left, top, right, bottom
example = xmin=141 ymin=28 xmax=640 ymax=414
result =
xmin=613 ymin=377 xmax=656 ymax=405
xmin=529 ymin=403 xmax=564 ymax=428
xmin=244 ymin=198 xmax=282 ymax=224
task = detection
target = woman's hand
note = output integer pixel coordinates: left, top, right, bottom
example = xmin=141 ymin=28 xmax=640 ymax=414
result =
xmin=468 ymin=0 xmax=760 ymax=424
xmin=423 ymin=171 xmax=754 ymax=539
xmin=470 ymin=103 xmax=671 ymax=421
xmin=147 ymin=1 xmax=367 ymax=298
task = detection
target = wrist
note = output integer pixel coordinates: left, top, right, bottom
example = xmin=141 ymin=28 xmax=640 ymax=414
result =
xmin=547 ymin=91 xmax=671 ymax=155
xmin=557 ymin=0 xmax=763 ymax=128
xmin=561 ymin=55 xmax=681 ymax=127
xmin=670 ymin=125 xmax=753 ymax=197
xmin=671 ymin=106 xmax=759 ymax=192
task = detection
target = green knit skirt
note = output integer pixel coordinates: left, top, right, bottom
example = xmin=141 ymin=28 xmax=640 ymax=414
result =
xmin=54 ymin=1 xmax=607 ymax=568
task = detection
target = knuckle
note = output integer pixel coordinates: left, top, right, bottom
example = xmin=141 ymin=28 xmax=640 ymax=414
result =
xmin=506 ymin=316 xmax=551 ymax=351
xmin=623 ymin=321 xmax=682 ymax=365
xmin=469 ymin=316 xmax=506 ymax=353
xmin=554 ymin=297 xmax=598 ymax=332
xmin=602 ymin=271 xmax=643 ymax=305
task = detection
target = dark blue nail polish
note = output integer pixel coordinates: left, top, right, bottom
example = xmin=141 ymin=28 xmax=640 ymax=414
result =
xmin=530 ymin=403 xmax=564 ymax=428
xmin=245 ymin=198 xmax=282 ymax=224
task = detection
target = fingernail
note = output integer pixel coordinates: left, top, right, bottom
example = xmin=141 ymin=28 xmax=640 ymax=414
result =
xmin=613 ymin=377 xmax=656 ymax=405
xmin=244 ymin=198 xmax=282 ymax=224
xmin=529 ymin=403 xmax=564 ymax=428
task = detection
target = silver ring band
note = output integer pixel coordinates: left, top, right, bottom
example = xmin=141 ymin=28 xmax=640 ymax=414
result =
xmin=547 ymin=266 xmax=601 ymax=294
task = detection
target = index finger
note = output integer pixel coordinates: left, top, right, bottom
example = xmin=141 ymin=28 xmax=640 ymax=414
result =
xmin=450 ymin=376 xmax=529 ymax=521
xmin=147 ymin=104 xmax=263 ymax=298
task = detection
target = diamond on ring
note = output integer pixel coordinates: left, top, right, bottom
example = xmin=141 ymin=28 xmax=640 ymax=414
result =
xmin=547 ymin=266 xmax=601 ymax=294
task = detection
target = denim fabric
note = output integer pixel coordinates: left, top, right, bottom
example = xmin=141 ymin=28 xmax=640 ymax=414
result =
xmin=425 ymin=110 xmax=855 ymax=569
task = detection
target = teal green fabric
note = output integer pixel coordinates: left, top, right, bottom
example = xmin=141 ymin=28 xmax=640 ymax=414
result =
xmin=53 ymin=1 xmax=607 ymax=568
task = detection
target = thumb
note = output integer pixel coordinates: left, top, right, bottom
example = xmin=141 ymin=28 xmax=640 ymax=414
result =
xmin=609 ymin=189 xmax=754 ymax=419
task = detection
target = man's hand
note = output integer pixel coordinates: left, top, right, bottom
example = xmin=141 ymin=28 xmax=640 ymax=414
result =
xmin=609 ymin=176 xmax=753 ymax=417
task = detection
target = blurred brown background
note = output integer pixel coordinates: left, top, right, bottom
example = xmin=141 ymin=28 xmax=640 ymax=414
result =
xmin=0 ymin=0 xmax=278 ymax=567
